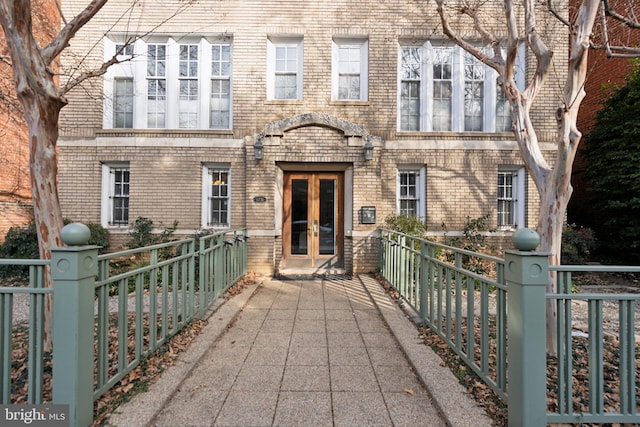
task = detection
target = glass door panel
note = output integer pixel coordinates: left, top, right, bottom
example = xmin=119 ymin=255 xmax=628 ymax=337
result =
xmin=291 ymin=179 xmax=308 ymax=255
xmin=318 ymin=179 xmax=336 ymax=255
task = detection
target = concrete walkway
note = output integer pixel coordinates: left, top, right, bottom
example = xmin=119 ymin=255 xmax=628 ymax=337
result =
xmin=107 ymin=275 xmax=492 ymax=427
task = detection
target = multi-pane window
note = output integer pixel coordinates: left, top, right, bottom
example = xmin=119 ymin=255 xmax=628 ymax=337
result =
xmin=397 ymin=168 xmax=425 ymax=219
xmin=497 ymin=168 xmax=524 ymax=229
xmin=398 ymin=42 xmax=525 ymax=132
xmin=104 ymin=37 xmax=233 ymax=130
xmin=101 ymin=164 xmax=130 ymax=227
xmin=211 ymin=44 xmax=231 ymax=129
xmin=113 ymin=78 xmax=134 ymax=128
xmin=275 ymin=45 xmax=298 ymax=99
xmin=179 ymin=44 xmax=199 ymax=128
xmin=399 ymin=171 xmax=419 ymax=216
xmin=146 ymin=44 xmax=167 ymax=128
xmin=497 ymin=171 xmax=515 ymax=227
xmin=332 ymin=38 xmax=368 ymax=101
xmin=338 ymin=45 xmax=361 ymax=100
xmin=399 ymin=47 xmax=421 ymax=131
xmin=115 ymin=43 xmax=133 ymax=57
xmin=267 ymin=37 xmax=303 ymax=100
xmin=495 ymin=83 xmax=512 ymax=132
xmin=464 ymin=52 xmax=484 ymax=131
xmin=432 ymin=47 xmax=453 ymax=131
xmin=204 ymin=167 xmax=230 ymax=227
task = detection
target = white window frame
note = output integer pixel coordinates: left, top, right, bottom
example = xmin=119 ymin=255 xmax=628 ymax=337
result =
xmin=266 ymin=37 xmax=304 ymax=100
xmin=397 ymin=41 xmax=525 ymax=132
xmin=113 ymin=77 xmax=134 ymax=128
xmin=101 ymin=162 xmax=130 ymax=228
xmin=332 ymin=37 xmax=368 ymax=101
xmin=396 ymin=166 xmax=426 ymax=219
xmin=103 ymin=36 xmax=231 ymax=130
xmin=497 ymin=167 xmax=525 ymax=229
xmin=210 ymin=43 xmax=232 ymax=129
xmin=178 ymin=43 xmax=200 ymax=129
xmin=201 ymin=164 xmax=231 ymax=228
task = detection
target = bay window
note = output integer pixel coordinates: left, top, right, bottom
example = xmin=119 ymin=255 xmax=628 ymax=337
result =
xmin=103 ymin=37 xmax=232 ymax=130
xmin=398 ymin=42 xmax=524 ymax=132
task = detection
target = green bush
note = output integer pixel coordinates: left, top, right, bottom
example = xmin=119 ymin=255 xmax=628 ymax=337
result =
xmin=383 ymin=214 xmax=428 ymax=238
xmin=442 ymin=214 xmax=497 ymax=276
xmin=0 ymin=220 xmax=110 ymax=279
xmin=561 ymin=223 xmax=596 ymax=265
xmin=126 ymin=217 xmax=179 ymax=249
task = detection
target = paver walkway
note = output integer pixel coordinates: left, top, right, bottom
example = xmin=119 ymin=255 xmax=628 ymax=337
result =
xmin=107 ymin=275 xmax=491 ymax=426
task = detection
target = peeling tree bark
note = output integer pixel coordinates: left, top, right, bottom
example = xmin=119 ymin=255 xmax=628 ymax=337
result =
xmin=435 ymin=0 xmax=608 ymax=354
xmin=0 ymin=0 xmax=108 ymax=351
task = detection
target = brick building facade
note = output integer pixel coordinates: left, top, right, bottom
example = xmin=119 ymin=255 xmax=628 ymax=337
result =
xmin=568 ymin=1 xmax=640 ymax=227
xmin=57 ymin=0 xmax=564 ymax=275
xmin=0 ymin=1 xmax=60 ymax=242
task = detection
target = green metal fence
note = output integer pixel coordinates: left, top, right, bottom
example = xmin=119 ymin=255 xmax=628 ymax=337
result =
xmin=0 ymin=226 xmax=248 ymax=426
xmin=547 ymin=265 xmax=640 ymax=424
xmin=378 ymin=228 xmax=640 ymax=426
xmin=0 ymin=260 xmax=50 ymax=405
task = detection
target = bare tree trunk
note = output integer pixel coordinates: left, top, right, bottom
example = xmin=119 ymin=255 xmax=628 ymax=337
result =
xmin=25 ymin=100 xmax=65 ymax=352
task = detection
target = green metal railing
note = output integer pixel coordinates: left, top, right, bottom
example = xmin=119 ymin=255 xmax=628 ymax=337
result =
xmin=198 ymin=230 xmax=248 ymax=316
xmin=378 ymin=230 xmax=508 ymax=400
xmin=94 ymin=238 xmax=197 ymax=400
xmin=378 ymin=228 xmax=640 ymax=426
xmin=0 ymin=226 xmax=248 ymax=426
xmin=547 ymin=265 xmax=640 ymax=424
xmin=0 ymin=260 xmax=50 ymax=405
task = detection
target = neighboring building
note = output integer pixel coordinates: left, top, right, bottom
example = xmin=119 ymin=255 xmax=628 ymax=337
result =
xmin=568 ymin=2 xmax=640 ymax=228
xmin=58 ymin=1 xmax=564 ymax=275
xmin=0 ymin=4 xmax=61 ymax=242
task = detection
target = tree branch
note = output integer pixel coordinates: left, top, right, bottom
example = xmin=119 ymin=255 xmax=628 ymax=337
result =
xmin=42 ymin=0 xmax=108 ymax=64
xmin=602 ymin=0 xmax=640 ymax=29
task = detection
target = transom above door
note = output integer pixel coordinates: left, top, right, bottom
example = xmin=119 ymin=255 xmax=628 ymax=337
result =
xmin=282 ymin=172 xmax=344 ymax=270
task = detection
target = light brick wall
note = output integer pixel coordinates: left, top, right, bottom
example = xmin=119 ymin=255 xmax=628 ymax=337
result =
xmin=58 ymin=0 xmax=565 ymax=274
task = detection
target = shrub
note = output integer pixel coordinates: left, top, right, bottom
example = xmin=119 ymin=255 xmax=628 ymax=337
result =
xmin=443 ymin=214 xmax=497 ymax=276
xmin=127 ymin=217 xmax=179 ymax=249
xmin=561 ymin=223 xmax=596 ymax=264
xmin=383 ymin=214 xmax=428 ymax=238
xmin=0 ymin=220 xmax=110 ymax=279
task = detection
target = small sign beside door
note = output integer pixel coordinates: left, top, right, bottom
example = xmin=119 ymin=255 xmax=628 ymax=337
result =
xmin=359 ymin=206 xmax=376 ymax=224
xmin=253 ymin=196 xmax=267 ymax=203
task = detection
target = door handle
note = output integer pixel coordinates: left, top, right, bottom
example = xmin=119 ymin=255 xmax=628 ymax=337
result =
xmin=313 ymin=220 xmax=318 ymax=237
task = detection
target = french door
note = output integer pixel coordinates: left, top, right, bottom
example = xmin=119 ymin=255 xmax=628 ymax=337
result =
xmin=283 ymin=172 xmax=343 ymax=269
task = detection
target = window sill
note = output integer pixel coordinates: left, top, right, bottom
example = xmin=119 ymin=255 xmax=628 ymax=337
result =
xmin=97 ymin=129 xmax=234 ymax=137
xmin=329 ymin=100 xmax=370 ymax=106
xmin=264 ymin=100 xmax=303 ymax=105
xmin=396 ymin=130 xmax=514 ymax=137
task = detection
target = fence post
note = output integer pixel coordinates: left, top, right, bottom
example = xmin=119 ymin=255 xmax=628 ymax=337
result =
xmin=51 ymin=224 xmax=99 ymax=427
xmin=505 ymin=229 xmax=548 ymax=427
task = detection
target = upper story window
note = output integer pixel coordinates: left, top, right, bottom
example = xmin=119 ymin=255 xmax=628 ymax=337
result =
xmin=103 ymin=36 xmax=232 ymax=130
xmin=115 ymin=43 xmax=134 ymax=58
xmin=398 ymin=41 xmax=524 ymax=132
xmin=179 ymin=44 xmax=199 ymax=128
xmin=146 ymin=43 xmax=167 ymax=128
xmin=114 ymin=78 xmax=134 ymax=128
xmin=211 ymin=44 xmax=232 ymax=129
xmin=267 ymin=37 xmax=303 ymax=100
xmin=332 ymin=38 xmax=368 ymax=101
